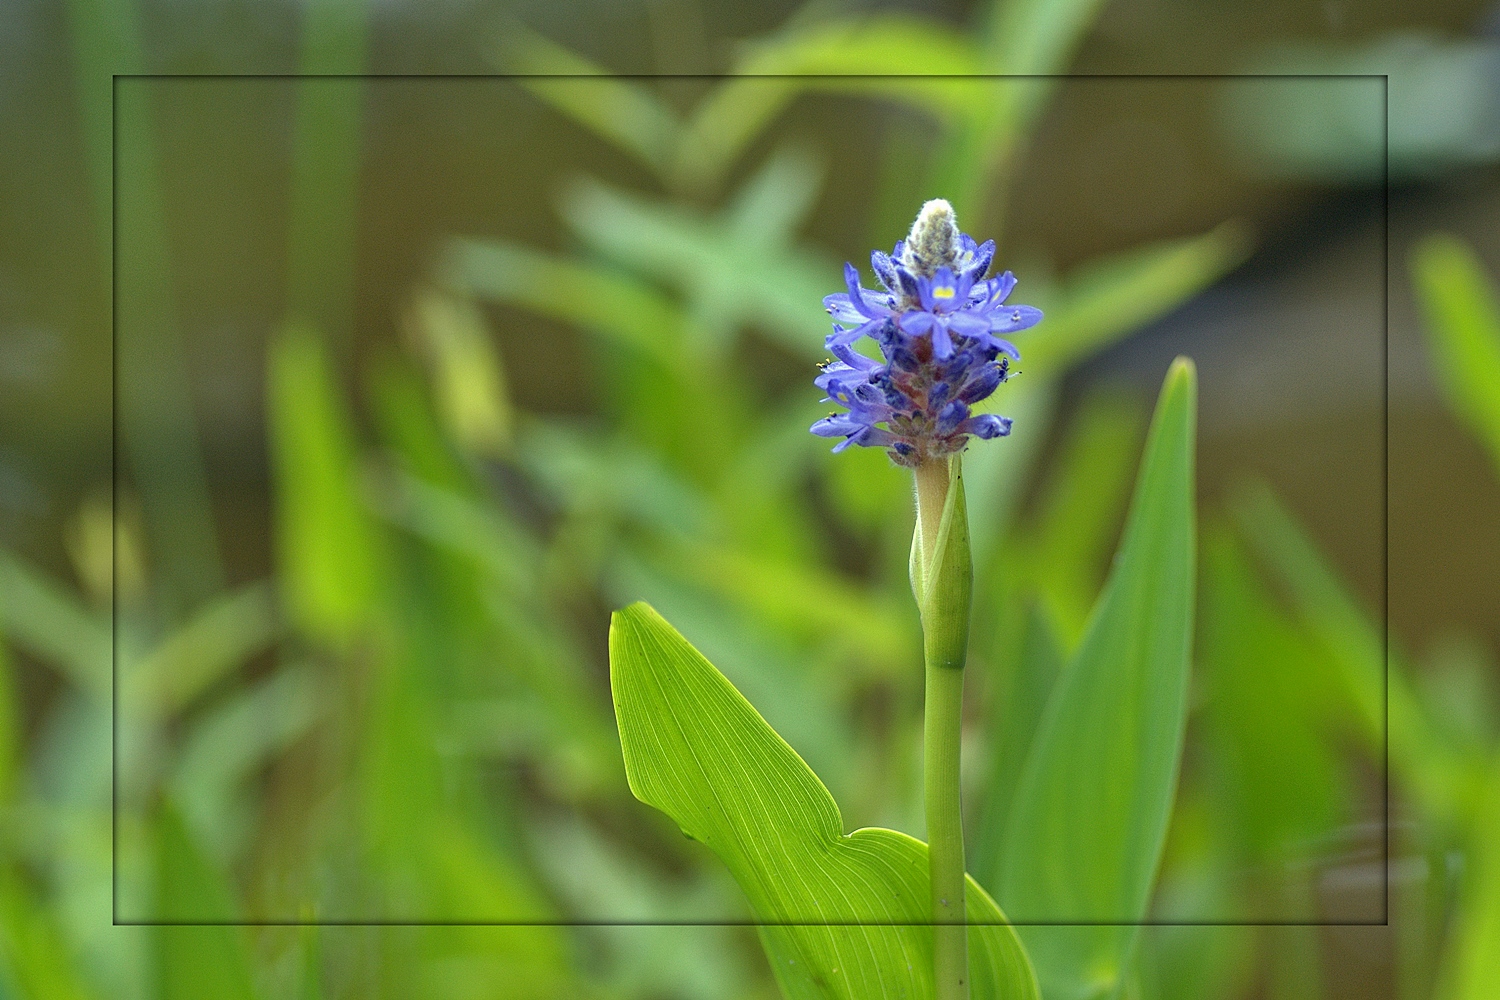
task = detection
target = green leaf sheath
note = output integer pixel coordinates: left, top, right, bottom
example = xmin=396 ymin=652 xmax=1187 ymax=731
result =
xmin=914 ymin=458 xmax=976 ymax=1000
xmin=996 ymin=358 xmax=1198 ymax=1000
xmin=610 ymin=603 xmax=1039 ymax=1000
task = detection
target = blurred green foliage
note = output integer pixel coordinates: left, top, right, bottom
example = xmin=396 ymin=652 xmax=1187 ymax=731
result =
xmin=1 ymin=0 xmax=1495 ymax=997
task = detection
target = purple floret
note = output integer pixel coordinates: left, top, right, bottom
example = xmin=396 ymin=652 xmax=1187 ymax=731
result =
xmin=810 ymin=201 xmax=1040 ymax=466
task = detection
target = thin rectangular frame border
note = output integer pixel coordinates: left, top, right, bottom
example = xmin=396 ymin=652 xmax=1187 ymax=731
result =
xmin=111 ymin=70 xmax=1386 ymax=929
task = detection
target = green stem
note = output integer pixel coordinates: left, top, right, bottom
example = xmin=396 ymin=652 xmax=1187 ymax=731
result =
xmin=913 ymin=457 xmax=970 ymax=1000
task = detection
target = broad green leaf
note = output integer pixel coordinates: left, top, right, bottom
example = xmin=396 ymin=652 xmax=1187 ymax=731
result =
xmin=1411 ymin=233 xmax=1500 ymax=472
xmin=446 ymin=237 xmax=689 ymax=371
xmin=0 ymin=551 xmax=110 ymax=698
xmin=997 ymin=358 xmax=1197 ymax=1000
xmin=268 ymin=320 xmax=382 ymax=646
xmin=675 ymin=17 xmax=980 ymax=191
xmin=610 ymin=602 xmax=1039 ymax=1000
xmin=607 ymin=556 xmax=856 ymax=805
xmin=154 ymin=802 xmax=258 ymax=999
xmin=493 ymin=26 xmax=682 ymax=177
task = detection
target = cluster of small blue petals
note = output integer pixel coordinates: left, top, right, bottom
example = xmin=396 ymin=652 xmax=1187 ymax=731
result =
xmin=811 ymin=201 xmax=1042 ymax=467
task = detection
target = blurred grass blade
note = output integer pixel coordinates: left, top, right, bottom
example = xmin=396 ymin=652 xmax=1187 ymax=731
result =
xmin=446 ymin=238 xmax=689 ymax=371
xmin=930 ymin=0 xmax=1114 ymax=217
xmin=998 ymin=359 xmax=1197 ymax=1000
xmin=268 ymin=320 xmax=382 ymax=646
xmin=1021 ymin=390 xmax=1148 ymax=647
xmin=403 ymin=287 xmax=514 ymax=459
xmin=964 ymin=376 xmax=1059 ymax=564
xmin=982 ymin=0 xmax=1110 ymax=77
xmin=1229 ymin=481 xmax=1382 ymax=739
xmin=0 ymin=867 xmax=97 ymax=1000
xmin=1199 ymin=527 xmax=1343 ymax=887
xmin=0 ymin=552 xmax=110 ymax=698
xmin=286 ymin=0 xmax=367 ymax=348
xmin=127 ymin=582 xmax=279 ymax=719
xmin=171 ymin=666 xmax=319 ymax=860
xmin=1436 ymin=759 xmax=1500 ymax=1000
xmin=495 ymin=25 xmax=682 ymax=177
xmin=154 ymin=803 xmax=259 ymax=998
xmin=675 ymin=17 xmax=979 ymax=191
xmin=610 ymin=602 xmax=1040 ymax=1000
xmin=0 ymin=639 xmax=13 ymax=803
xmin=1229 ymin=481 xmax=1480 ymax=830
xmin=1014 ymin=222 xmax=1251 ymax=374
xmin=117 ymin=79 xmax=225 ymax=607
xmin=1411 ymin=234 xmax=1500 ymax=472
xmin=559 ymin=169 xmax=836 ymax=358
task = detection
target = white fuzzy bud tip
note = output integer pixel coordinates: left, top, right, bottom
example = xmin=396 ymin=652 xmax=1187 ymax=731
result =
xmin=902 ymin=199 xmax=960 ymax=277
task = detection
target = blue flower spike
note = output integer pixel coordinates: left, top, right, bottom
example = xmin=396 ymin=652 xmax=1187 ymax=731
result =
xmin=811 ymin=199 xmax=1041 ymax=467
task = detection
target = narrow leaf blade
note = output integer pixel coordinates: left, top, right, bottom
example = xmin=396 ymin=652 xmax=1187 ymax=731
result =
xmin=998 ymin=358 xmax=1198 ymax=1000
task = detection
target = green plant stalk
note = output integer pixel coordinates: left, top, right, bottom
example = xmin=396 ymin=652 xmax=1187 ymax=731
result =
xmin=913 ymin=456 xmax=972 ymax=1000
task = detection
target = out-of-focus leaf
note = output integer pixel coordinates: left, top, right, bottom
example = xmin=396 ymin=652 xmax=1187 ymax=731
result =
xmin=932 ymin=0 xmax=1111 ymax=216
xmin=494 ymin=25 xmax=683 ymax=177
xmin=1436 ymin=759 xmax=1500 ymax=1000
xmin=171 ymin=666 xmax=319 ymax=862
xmin=724 ymin=143 xmax=824 ymax=248
xmin=125 ymin=582 xmax=279 ymax=719
xmin=445 ymin=238 xmax=689 ymax=371
xmin=972 ymin=604 xmax=1062 ymax=894
xmin=154 ymin=802 xmax=258 ymax=998
xmin=664 ymin=540 xmax=913 ymax=673
xmin=0 ymin=867 xmax=96 ymax=1000
xmin=1012 ymin=222 xmax=1251 ymax=375
xmin=0 ymin=552 xmax=109 ymax=698
xmin=403 ymin=287 xmax=514 ymax=459
xmin=268 ymin=320 xmax=382 ymax=646
xmin=0 ymin=638 xmax=15 ymax=803
xmin=1019 ymin=391 xmax=1147 ymax=648
xmin=998 ymin=359 xmax=1197 ymax=1000
xmin=519 ymin=421 xmax=712 ymax=540
xmin=675 ymin=17 xmax=980 ymax=191
xmin=1136 ymin=799 xmax=1256 ymax=998
xmin=529 ymin=816 xmax=762 ymax=999
xmin=560 ymin=163 xmax=835 ymax=357
xmin=964 ymin=376 xmax=1060 ymax=567
xmin=1199 ymin=527 xmax=1342 ymax=880
xmin=1411 ymin=233 xmax=1500 ymax=471
xmin=1230 ymin=482 xmax=1486 ymax=828
xmin=609 ymin=602 xmax=1039 ymax=1000
xmin=1223 ymin=38 xmax=1500 ymax=182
